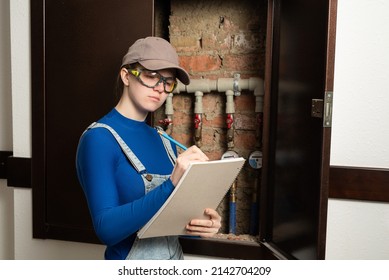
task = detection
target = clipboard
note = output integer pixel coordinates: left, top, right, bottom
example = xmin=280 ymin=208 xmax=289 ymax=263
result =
xmin=138 ymin=157 xmax=245 ymax=239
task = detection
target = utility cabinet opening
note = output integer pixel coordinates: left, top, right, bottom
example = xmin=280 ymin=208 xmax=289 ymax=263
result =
xmin=153 ymin=0 xmax=267 ymax=242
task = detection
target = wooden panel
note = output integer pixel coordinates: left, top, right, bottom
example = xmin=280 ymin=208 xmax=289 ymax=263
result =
xmin=317 ymin=0 xmax=338 ymax=260
xmin=180 ymin=238 xmax=279 ymax=260
xmin=31 ymin=0 xmax=154 ymax=242
xmin=261 ymin=0 xmax=332 ymax=260
xmin=0 ymin=151 xmax=13 ymax=179
xmin=329 ymin=166 xmax=389 ymax=202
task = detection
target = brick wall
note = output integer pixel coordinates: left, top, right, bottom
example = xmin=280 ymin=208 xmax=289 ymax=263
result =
xmin=154 ymin=0 xmax=267 ymax=236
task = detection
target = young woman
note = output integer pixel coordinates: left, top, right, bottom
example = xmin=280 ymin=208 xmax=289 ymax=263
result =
xmin=76 ymin=37 xmax=221 ymax=260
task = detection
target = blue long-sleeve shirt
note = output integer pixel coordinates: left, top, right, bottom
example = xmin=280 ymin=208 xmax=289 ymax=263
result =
xmin=76 ymin=109 xmax=176 ymax=259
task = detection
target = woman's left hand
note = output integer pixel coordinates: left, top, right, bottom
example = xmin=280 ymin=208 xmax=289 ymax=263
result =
xmin=185 ymin=208 xmax=221 ymax=238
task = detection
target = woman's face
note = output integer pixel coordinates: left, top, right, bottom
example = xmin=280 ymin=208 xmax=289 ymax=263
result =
xmin=120 ymin=67 xmax=176 ymax=119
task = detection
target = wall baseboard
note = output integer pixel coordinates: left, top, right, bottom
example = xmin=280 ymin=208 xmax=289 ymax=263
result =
xmin=329 ymin=166 xmax=389 ymax=203
xmin=5 ymin=155 xmax=31 ymax=188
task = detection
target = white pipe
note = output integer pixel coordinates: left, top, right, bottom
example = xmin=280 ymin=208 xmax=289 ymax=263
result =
xmin=194 ymin=91 xmax=204 ymax=114
xmin=218 ymin=78 xmax=237 ymax=93
xmin=225 ymin=90 xmax=235 ymax=114
xmin=252 ymin=78 xmax=264 ymax=113
xmin=175 ymin=77 xmax=263 ymax=95
xmin=165 ymin=93 xmax=174 ymax=115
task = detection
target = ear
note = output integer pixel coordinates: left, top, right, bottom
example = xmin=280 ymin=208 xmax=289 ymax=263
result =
xmin=120 ymin=68 xmax=130 ymax=86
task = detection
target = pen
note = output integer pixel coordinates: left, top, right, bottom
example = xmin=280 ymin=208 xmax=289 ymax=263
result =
xmin=157 ymin=130 xmax=188 ymax=151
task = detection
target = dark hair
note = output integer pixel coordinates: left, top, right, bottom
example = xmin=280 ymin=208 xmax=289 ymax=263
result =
xmin=114 ymin=63 xmax=137 ymax=101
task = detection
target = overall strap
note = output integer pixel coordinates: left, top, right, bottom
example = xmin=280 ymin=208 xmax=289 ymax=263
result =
xmin=155 ymin=126 xmax=177 ymax=166
xmin=87 ymin=122 xmax=147 ymax=174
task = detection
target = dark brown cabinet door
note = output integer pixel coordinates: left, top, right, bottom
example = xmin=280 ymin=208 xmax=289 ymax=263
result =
xmin=261 ymin=0 xmax=335 ymax=259
xmin=32 ymin=0 xmax=154 ymax=242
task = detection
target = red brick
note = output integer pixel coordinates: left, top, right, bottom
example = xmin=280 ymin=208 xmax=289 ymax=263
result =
xmin=234 ymin=131 xmax=257 ymax=150
xmin=235 ymin=92 xmax=256 ymax=113
xmin=179 ymin=55 xmax=222 ymax=73
xmin=173 ymin=93 xmax=192 ymax=112
xmin=202 ymin=34 xmax=231 ymax=51
xmin=170 ymin=36 xmax=200 ymax=52
xmin=234 ymin=113 xmax=256 ymax=130
xmin=172 ymin=111 xmax=192 ymax=127
xmin=223 ymin=53 xmax=261 ymax=72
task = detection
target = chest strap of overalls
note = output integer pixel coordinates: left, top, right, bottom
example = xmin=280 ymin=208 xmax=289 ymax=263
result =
xmin=86 ymin=122 xmax=176 ymax=174
xmin=87 ymin=122 xmax=147 ymax=174
xmin=155 ymin=126 xmax=176 ymax=166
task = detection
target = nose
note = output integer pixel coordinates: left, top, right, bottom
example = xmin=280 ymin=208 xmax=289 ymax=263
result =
xmin=153 ymin=80 xmax=165 ymax=93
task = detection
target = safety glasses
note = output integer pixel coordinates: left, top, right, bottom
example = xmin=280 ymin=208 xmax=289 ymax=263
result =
xmin=128 ymin=68 xmax=177 ymax=93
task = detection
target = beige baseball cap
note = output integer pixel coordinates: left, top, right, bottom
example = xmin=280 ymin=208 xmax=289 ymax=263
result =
xmin=121 ymin=37 xmax=190 ymax=85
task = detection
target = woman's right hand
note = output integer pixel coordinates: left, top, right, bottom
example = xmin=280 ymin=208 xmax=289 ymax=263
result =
xmin=170 ymin=145 xmax=209 ymax=186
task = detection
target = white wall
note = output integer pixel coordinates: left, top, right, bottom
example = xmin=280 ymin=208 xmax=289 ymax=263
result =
xmin=326 ymin=0 xmax=389 ymax=259
xmin=0 ymin=0 xmax=14 ymax=260
xmin=0 ymin=0 xmax=388 ymax=260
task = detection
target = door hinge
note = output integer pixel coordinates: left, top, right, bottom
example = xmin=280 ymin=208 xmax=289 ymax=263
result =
xmin=323 ymin=91 xmax=333 ymax=128
xmin=311 ymin=91 xmax=333 ymax=128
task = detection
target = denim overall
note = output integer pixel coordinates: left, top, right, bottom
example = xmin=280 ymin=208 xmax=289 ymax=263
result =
xmin=87 ymin=122 xmax=184 ymax=260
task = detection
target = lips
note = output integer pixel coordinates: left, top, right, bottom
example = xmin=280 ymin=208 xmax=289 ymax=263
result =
xmin=148 ymin=96 xmax=161 ymax=102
